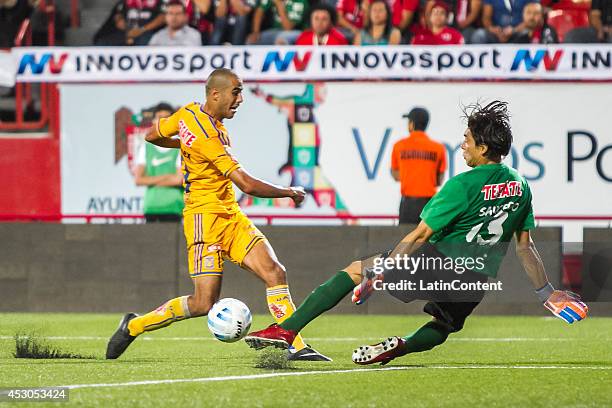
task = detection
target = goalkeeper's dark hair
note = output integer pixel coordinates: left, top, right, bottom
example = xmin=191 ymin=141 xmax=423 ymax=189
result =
xmin=463 ymin=100 xmax=513 ymax=162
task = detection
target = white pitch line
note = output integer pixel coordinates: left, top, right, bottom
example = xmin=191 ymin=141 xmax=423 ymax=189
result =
xmin=449 ymin=338 xmax=571 ymax=342
xmin=57 ymin=367 xmax=408 ymax=390
xmin=39 ymin=365 xmax=612 ymax=391
xmin=0 ymin=336 xmax=574 ymax=342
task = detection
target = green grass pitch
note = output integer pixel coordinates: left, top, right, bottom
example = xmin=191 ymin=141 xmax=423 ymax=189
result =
xmin=1 ymin=313 xmax=611 ymax=407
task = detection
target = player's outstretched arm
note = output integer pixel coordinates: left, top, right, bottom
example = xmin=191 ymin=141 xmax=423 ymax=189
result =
xmin=144 ymin=126 xmax=180 ymax=149
xmin=229 ymin=168 xmax=305 ymax=206
xmin=515 ymin=230 xmax=549 ymax=289
xmin=389 ymin=221 xmax=434 ymax=259
xmin=515 ymin=230 xmax=588 ymax=324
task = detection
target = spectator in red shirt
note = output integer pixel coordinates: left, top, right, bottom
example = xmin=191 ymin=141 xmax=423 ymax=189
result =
xmin=336 ymin=0 xmax=366 ymax=42
xmin=541 ymin=0 xmax=604 ymax=43
xmin=423 ymin=0 xmax=482 ymax=43
xmin=412 ymin=1 xmax=464 ymax=44
xmin=296 ymin=3 xmax=349 ymax=45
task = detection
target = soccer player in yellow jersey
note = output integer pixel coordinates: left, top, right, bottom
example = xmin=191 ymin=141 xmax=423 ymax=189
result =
xmin=106 ymin=68 xmax=330 ymax=361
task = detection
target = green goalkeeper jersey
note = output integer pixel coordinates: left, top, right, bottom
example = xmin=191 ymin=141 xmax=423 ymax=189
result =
xmin=420 ymin=163 xmax=535 ymax=278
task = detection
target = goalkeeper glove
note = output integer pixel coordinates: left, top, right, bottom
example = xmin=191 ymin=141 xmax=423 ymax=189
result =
xmin=352 ymin=250 xmax=392 ymax=305
xmin=352 ymin=266 xmax=381 ymax=305
xmin=536 ymin=283 xmax=588 ymax=324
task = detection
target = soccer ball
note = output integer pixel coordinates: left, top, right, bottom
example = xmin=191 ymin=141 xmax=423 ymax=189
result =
xmin=207 ymin=298 xmax=252 ymax=343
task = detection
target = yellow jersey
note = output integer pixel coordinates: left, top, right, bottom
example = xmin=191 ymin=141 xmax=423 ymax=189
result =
xmin=157 ymin=102 xmax=241 ymax=214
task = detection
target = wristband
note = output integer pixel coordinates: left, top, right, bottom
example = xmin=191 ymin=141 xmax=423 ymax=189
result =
xmin=535 ymin=282 xmax=554 ymax=303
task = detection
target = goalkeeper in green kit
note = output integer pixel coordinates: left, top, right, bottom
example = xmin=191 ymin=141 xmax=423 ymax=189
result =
xmin=245 ymin=101 xmax=588 ymax=364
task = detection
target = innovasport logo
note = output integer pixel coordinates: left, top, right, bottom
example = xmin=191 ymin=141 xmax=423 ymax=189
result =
xmin=17 ymin=53 xmax=69 ymax=74
xmin=510 ymin=49 xmax=563 ymax=72
xmin=261 ymin=51 xmax=312 ymax=72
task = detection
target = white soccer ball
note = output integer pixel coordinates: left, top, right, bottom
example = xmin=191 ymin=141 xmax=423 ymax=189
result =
xmin=207 ymin=298 xmax=252 ymax=343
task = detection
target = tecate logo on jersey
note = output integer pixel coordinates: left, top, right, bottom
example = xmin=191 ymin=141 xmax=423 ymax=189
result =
xmin=178 ymin=120 xmax=197 ymax=147
xmin=481 ymin=181 xmax=523 ymax=201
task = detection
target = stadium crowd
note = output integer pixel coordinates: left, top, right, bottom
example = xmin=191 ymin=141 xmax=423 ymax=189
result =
xmin=29 ymin=0 xmax=588 ymax=46
xmin=86 ymin=0 xmax=611 ymax=47
xmin=0 ymin=0 xmax=610 ymax=47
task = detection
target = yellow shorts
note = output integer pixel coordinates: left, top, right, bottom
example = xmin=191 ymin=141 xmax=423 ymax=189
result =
xmin=184 ymin=211 xmax=266 ymax=278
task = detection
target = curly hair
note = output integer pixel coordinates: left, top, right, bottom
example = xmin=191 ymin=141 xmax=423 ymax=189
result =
xmin=463 ymin=100 xmax=513 ymax=161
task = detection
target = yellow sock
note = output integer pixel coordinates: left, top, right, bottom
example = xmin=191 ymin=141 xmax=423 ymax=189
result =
xmin=266 ymin=285 xmax=307 ymax=350
xmin=127 ymin=296 xmax=191 ymax=337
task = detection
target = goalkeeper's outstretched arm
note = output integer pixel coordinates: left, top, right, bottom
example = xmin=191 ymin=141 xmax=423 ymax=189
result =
xmin=515 ymin=230 xmax=549 ymax=289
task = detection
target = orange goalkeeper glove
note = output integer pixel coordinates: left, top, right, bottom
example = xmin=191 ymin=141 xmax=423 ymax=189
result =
xmin=537 ymin=283 xmax=588 ymax=324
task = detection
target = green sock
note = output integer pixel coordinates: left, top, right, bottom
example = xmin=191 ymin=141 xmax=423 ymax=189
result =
xmin=402 ymin=321 xmax=450 ymax=354
xmin=280 ymin=271 xmax=355 ymax=333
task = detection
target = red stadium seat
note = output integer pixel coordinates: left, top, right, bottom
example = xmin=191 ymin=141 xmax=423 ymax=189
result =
xmin=547 ymin=9 xmax=590 ymax=42
xmin=562 ymin=254 xmax=583 ymax=292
